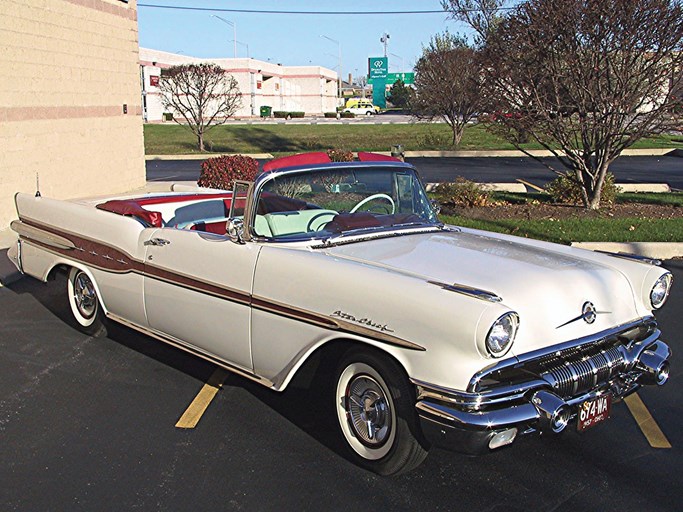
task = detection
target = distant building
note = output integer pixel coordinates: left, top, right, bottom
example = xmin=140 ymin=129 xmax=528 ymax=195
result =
xmin=139 ymin=48 xmax=339 ymax=121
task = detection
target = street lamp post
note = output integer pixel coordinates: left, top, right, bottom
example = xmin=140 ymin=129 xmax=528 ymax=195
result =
xmin=231 ymin=40 xmax=250 ymax=58
xmin=320 ymin=34 xmax=342 ymax=101
xmin=390 ymin=53 xmax=404 ymax=73
xmin=211 ymin=14 xmax=237 ymax=58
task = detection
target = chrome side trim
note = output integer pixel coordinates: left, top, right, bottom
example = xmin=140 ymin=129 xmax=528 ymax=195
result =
xmin=428 ymin=280 xmax=502 ymax=303
xmin=596 ymin=250 xmax=661 ymax=266
xmin=413 ymin=377 xmax=547 ymax=408
xmin=311 ymin=226 xmax=444 ymax=249
xmin=11 ymin=220 xmax=76 ymax=250
xmin=106 ymin=313 xmax=275 ymax=389
xmin=16 ymin=238 xmax=24 ymax=273
xmin=416 ymin=399 xmax=540 ymax=429
xmin=251 ymin=295 xmax=426 ymax=351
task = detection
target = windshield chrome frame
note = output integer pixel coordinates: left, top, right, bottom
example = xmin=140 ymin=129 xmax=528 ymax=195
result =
xmin=247 ymin=162 xmax=440 ymax=244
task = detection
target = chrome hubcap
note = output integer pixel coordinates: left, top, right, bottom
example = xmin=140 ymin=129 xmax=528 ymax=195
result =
xmin=73 ymin=273 xmax=96 ymax=319
xmin=346 ymin=375 xmax=392 ymax=447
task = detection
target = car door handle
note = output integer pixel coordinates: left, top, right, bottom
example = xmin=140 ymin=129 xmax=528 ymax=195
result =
xmin=144 ymin=238 xmax=171 ymax=247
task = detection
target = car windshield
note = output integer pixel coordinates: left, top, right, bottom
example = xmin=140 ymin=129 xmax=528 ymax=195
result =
xmin=252 ymin=166 xmax=439 ymax=241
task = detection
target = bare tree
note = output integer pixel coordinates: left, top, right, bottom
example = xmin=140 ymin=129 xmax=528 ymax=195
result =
xmin=441 ymin=0 xmax=508 ymax=45
xmin=451 ymin=0 xmax=683 ymax=209
xmin=158 ymin=63 xmax=242 ymax=151
xmin=412 ymin=33 xmax=484 ymax=146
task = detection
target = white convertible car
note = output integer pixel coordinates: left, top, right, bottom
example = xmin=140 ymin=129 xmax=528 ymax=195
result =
xmin=8 ymin=152 xmax=673 ymax=475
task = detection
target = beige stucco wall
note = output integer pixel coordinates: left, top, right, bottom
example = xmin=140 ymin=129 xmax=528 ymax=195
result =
xmin=0 ymin=0 xmax=146 ymax=229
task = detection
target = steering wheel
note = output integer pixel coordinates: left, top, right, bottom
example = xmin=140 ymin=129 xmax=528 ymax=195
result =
xmin=306 ymin=211 xmax=338 ymax=232
xmin=349 ymin=194 xmax=395 ymax=214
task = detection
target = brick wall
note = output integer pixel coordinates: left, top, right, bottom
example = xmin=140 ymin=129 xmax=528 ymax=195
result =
xmin=0 ymin=0 xmax=146 ymax=228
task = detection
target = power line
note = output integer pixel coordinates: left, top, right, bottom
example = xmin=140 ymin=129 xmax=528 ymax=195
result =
xmin=137 ymin=4 xmax=447 ymax=15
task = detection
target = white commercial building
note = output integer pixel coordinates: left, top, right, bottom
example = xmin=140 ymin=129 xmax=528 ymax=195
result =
xmin=139 ymin=48 xmax=339 ymax=121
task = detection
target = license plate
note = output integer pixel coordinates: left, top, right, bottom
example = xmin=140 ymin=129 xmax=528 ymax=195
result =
xmin=577 ymin=394 xmax=611 ymax=431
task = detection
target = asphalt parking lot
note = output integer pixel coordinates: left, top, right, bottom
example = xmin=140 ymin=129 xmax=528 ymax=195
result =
xmin=1 ymin=260 xmax=681 ymax=512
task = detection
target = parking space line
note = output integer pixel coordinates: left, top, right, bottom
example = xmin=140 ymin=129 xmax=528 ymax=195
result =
xmin=624 ymin=393 xmax=671 ymax=448
xmin=175 ymin=368 xmax=228 ymax=429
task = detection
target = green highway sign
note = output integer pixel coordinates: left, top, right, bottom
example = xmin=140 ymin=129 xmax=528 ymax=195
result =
xmin=368 ymin=57 xmax=388 ymax=79
xmin=368 ymin=72 xmax=415 ymax=85
xmin=387 ymin=72 xmax=414 ymax=84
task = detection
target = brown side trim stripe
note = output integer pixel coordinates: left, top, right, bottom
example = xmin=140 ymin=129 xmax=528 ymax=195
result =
xmin=18 ymin=220 xmax=425 ymax=351
xmin=145 ymin=264 xmax=251 ymax=306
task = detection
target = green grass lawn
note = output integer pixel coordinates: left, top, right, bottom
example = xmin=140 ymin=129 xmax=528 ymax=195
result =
xmin=144 ymin=123 xmax=683 ymax=155
xmin=437 ymin=192 xmax=683 ymax=244
xmin=439 ymin=215 xmax=683 ymax=245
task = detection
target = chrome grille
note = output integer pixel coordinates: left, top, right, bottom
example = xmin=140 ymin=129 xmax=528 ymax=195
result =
xmin=540 ymin=346 xmax=625 ymax=397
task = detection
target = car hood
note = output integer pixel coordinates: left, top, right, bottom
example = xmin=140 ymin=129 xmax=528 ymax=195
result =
xmin=321 ymin=229 xmax=641 ymax=355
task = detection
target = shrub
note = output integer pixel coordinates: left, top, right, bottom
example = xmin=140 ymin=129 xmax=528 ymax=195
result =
xmin=417 ymin=129 xmax=448 ymax=149
xmin=273 ymin=111 xmax=306 ymax=119
xmin=197 ymin=154 xmax=259 ymax=190
xmin=340 ymin=111 xmax=355 ymax=118
xmin=327 ymin=149 xmax=354 ymax=162
xmin=433 ymin=177 xmax=491 ymax=207
xmin=545 ymin=172 xmax=620 ymax=206
xmin=324 ymin=112 xmax=338 ymax=118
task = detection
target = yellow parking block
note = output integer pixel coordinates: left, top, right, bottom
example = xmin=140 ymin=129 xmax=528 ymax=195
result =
xmin=175 ymin=368 xmax=228 ymax=429
xmin=624 ymin=393 xmax=671 ymax=449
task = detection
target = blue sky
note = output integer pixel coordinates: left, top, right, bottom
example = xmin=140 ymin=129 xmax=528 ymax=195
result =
xmin=137 ymin=1 xmax=470 ymax=79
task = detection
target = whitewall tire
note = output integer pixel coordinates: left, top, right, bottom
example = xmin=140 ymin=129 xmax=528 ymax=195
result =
xmin=334 ymin=349 xmax=428 ymax=475
xmin=67 ymin=267 xmax=106 ymax=336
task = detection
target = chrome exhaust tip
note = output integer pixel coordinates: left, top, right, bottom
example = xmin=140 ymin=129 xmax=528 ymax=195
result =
xmin=637 ymin=349 xmax=670 ymax=386
xmin=532 ymin=390 xmax=571 ymax=434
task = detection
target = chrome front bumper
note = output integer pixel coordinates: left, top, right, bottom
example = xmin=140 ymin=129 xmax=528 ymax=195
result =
xmin=413 ymin=319 xmax=671 ymax=455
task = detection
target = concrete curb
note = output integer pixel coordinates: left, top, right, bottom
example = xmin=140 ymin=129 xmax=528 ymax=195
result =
xmin=403 ymin=148 xmax=682 ymax=158
xmin=145 ymin=148 xmax=681 ymax=161
xmin=571 ymin=242 xmax=683 ymax=260
xmin=146 ymin=153 xmax=275 ymax=161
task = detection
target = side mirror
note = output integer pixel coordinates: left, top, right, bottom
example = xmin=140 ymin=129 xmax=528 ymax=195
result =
xmin=226 ymin=218 xmax=245 ymax=244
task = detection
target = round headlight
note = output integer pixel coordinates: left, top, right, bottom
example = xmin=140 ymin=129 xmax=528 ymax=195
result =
xmin=486 ymin=312 xmax=519 ymax=357
xmin=650 ymin=273 xmax=672 ymax=309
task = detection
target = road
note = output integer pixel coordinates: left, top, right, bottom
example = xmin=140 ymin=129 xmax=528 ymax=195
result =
xmin=1 ymin=260 xmax=681 ymax=511
xmin=147 ymin=154 xmax=683 ymax=189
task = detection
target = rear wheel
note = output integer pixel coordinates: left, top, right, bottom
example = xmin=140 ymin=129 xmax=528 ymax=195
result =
xmin=67 ymin=267 xmax=106 ymax=336
xmin=334 ymin=349 xmax=428 ymax=475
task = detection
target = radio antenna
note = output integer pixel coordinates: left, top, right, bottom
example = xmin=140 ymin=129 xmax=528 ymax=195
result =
xmin=35 ymin=172 xmax=41 ymax=197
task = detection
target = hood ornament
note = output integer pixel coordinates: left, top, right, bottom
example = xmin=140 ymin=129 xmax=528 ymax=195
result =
xmin=581 ymin=302 xmax=597 ymax=324
xmin=556 ymin=301 xmax=605 ymax=329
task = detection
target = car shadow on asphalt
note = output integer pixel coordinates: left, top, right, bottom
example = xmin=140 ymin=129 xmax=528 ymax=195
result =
xmin=8 ymin=271 xmax=347 ymax=460
xmin=8 ymin=272 xmax=216 ymax=384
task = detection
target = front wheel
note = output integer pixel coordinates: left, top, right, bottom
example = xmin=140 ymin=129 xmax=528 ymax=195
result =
xmin=67 ymin=267 xmax=106 ymax=336
xmin=334 ymin=349 xmax=428 ymax=475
